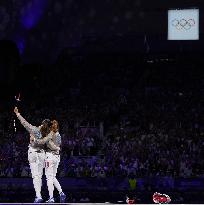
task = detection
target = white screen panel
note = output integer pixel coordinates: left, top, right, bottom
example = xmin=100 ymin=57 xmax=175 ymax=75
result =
xmin=168 ymin=9 xmax=199 ymax=40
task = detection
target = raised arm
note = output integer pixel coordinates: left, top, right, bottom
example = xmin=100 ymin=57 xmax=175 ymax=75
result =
xmin=14 ymin=107 xmax=37 ymax=134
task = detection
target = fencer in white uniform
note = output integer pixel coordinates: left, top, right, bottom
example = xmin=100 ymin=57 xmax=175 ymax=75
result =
xmin=14 ymin=107 xmax=56 ymax=203
xmin=34 ymin=120 xmax=66 ymax=203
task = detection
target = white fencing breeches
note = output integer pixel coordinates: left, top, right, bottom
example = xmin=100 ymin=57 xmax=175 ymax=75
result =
xmin=45 ymin=152 xmax=62 ymax=199
xmin=28 ymin=147 xmax=45 ymax=199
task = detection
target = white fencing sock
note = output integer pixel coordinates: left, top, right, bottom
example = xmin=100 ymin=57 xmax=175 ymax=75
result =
xmin=53 ymin=177 xmax=62 ymax=194
xmin=33 ymin=176 xmax=42 ymax=199
xmin=47 ymin=177 xmax=54 ymax=199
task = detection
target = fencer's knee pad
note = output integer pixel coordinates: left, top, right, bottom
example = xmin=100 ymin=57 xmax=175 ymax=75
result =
xmin=32 ymin=174 xmax=41 ymax=180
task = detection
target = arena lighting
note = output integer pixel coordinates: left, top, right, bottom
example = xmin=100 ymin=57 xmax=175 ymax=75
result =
xmin=168 ymin=8 xmax=199 ymax=40
xmin=21 ymin=0 xmax=48 ymax=29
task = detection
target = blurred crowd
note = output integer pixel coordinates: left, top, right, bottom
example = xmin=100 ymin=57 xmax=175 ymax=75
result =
xmin=0 ymin=56 xmax=204 ymax=179
xmin=1 ymin=88 xmax=204 ymax=178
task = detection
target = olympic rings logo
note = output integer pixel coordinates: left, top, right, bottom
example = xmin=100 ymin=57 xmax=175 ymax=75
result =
xmin=171 ymin=18 xmax=195 ymax=30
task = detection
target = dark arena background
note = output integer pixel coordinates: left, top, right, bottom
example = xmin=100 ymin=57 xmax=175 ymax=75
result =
xmin=0 ymin=0 xmax=204 ymax=204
